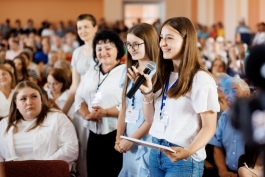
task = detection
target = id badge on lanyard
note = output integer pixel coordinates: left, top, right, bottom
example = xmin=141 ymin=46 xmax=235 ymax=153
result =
xmin=125 ymin=83 xmax=139 ymax=124
xmin=154 ymin=77 xmax=178 ymax=133
xmin=90 ymin=91 xmax=102 ymax=106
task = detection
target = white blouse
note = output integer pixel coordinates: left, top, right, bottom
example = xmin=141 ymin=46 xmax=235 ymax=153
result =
xmin=13 ymin=119 xmax=37 ymax=161
xmin=0 ymin=90 xmax=14 ymax=118
xmin=0 ymin=110 xmax=78 ymax=169
xmin=47 ymin=89 xmax=75 ymax=119
xmin=75 ymin=64 xmax=125 ymax=135
xmin=149 ymin=71 xmax=220 ymax=161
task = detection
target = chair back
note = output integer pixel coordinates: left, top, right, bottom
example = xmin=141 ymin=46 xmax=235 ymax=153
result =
xmin=0 ymin=160 xmax=69 ymax=177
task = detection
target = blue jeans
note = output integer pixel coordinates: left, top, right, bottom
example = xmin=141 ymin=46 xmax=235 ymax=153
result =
xmin=149 ymin=137 xmax=204 ymax=177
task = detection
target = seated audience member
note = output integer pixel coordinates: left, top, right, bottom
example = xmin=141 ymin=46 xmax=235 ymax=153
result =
xmin=211 ymin=57 xmax=227 ymax=75
xmin=20 ymin=51 xmax=39 ymax=83
xmin=46 ymin=68 xmax=74 ymax=119
xmin=209 ymin=77 xmax=250 ymax=177
xmin=13 ymin=55 xmax=33 ymax=82
xmin=0 ymin=81 xmax=78 ymax=169
xmin=24 ymin=47 xmax=40 ymax=78
xmin=238 ymin=144 xmax=263 ymax=177
xmin=214 ymin=73 xmax=230 ymax=116
xmin=5 ymin=38 xmax=22 ymax=60
xmin=3 ymin=60 xmax=19 ymax=84
xmin=0 ymin=66 xmax=16 ymax=120
xmin=53 ymin=60 xmax=72 ymax=83
xmin=42 ymin=51 xmax=59 ymax=79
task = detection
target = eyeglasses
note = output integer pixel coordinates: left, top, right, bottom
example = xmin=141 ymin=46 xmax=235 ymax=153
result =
xmin=124 ymin=42 xmax=144 ymax=50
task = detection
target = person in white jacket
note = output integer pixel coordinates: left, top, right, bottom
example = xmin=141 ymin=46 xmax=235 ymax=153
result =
xmin=0 ymin=81 xmax=78 ymax=170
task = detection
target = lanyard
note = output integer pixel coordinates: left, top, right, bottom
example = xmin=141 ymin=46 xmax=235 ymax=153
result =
xmin=96 ymin=63 xmax=121 ymax=91
xmin=97 ymin=69 xmax=110 ymax=91
xmin=130 ymin=82 xmax=135 ymax=108
xmin=160 ymin=77 xmax=178 ymax=117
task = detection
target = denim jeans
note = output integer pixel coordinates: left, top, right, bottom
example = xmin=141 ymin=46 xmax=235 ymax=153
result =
xmin=149 ymin=137 xmax=204 ymax=177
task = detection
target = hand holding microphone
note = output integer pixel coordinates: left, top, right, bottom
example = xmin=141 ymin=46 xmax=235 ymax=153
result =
xmin=126 ymin=61 xmax=156 ymax=99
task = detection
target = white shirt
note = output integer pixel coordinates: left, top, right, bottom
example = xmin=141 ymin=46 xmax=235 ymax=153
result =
xmin=0 ymin=90 xmax=14 ymax=118
xmin=13 ymin=119 xmax=37 ymax=161
xmin=5 ymin=49 xmax=22 ymax=60
xmin=149 ymin=71 xmax=220 ymax=161
xmin=0 ymin=110 xmax=78 ymax=169
xmin=47 ymin=89 xmax=75 ymax=119
xmin=75 ymin=64 xmax=125 ymax=135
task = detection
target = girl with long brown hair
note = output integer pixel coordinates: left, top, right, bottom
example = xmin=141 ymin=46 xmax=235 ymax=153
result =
xmin=128 ymin=17 xmax=220 ymax=176
xmin=115 ymin=23 xmax=159 ymax=177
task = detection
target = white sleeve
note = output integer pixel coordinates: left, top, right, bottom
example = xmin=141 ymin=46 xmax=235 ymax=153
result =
xmin=191 ymin=72 xmax=220 ymax=113
xmin=74 ymin=73 xmax=86 ymax=113
xmin=47 ymin=113 xmax=78 ymax=165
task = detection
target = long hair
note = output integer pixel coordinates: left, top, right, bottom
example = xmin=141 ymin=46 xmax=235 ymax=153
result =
xmin=244 ymin=143 xmax=263 ymax=168
xmin=153 ymin=17 xmax=208 ymax=98
xmin=6 ymin=81 xmax=50 ymax=133
xmin=0 ymin=65 xmax=16 ymax=89
xmin=122 ymin=23 xmax=159 ymax=108
xmin=3 ymin=60 xmax=19 ymax=85
xmin=14 ymin=55 xmax=29 ymax=81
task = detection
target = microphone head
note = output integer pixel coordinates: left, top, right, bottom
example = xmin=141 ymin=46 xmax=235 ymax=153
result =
xmin=146 ymin=61 xmax=156 ymax=71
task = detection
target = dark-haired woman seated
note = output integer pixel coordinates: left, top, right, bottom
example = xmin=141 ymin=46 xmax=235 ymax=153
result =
xmin=0 ymin=81 xmax=78 ymax=170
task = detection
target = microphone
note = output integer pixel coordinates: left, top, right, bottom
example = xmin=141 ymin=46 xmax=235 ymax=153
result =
xmin=126 ymin=61 xmax=156 ymax=99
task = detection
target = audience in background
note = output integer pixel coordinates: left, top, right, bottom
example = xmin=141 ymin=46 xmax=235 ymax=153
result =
xmin=209 ymin=77 xmax=250 ymax=177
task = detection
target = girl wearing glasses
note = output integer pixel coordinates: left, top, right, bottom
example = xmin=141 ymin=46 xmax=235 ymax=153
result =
xmin=129 ymin=17 xmax=220 ymax=176
xmin=115 ymin=23 xmax=159 ymax=177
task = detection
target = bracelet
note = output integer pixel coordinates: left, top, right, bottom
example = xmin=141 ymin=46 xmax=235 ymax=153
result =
xmin=142 ymin=98 xmax=154 ymax=104
xmin=141 ymin=88 xmax=153 ymax=95
xmin=183 ymin=147 xmax=190 ymax=158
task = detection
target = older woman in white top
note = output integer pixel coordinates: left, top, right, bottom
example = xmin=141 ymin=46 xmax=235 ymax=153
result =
xmin=0 ymin=81 xmax=78 ymax=170
xmin=129 ymin=17 xmax=220 ymax=177
xmin=0 ymin=65 xmax=16 ymax=120
xmin=75 ymin=30 xmax=125 ymax=177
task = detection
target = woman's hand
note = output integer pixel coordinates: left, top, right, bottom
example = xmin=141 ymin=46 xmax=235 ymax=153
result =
xmin=118 ymin=139 xmax=134 ymax=153
xmin=160 ymin=147 xmax=190 ymax=162
xmin=114 ymin=138 xmax=122 ymax=153
xmin=127 ymin=66 xmax=153 ymax=93
xmin=88 ymin=106 xmax=106 ymax=122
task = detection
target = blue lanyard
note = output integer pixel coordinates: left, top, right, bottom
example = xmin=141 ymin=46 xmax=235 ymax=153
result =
xmin=160 ymin=77 xmax=178 ymax=117
xmin=131 ymin=83 xmax=135 ymax=108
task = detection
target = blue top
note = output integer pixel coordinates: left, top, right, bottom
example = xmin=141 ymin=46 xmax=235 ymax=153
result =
xmin=118 ymin=68 xmax=155 ymax=177
xmin=34 ymin=51 xmax=48 ymax=64
xmin=209 ymin=109 xmax=245 ymax=171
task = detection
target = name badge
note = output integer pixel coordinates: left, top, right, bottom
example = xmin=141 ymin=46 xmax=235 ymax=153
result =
xmin=125 ymin=108 xmax=139 ymax=124
xmin=90 ymin=91 xmax=102 ymax=106
xmin=153 ymin=117 xmax=166 ymax=133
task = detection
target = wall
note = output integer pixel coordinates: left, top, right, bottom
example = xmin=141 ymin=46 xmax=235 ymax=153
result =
xmin=0 ymin=0 xmax=103 ymax=28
